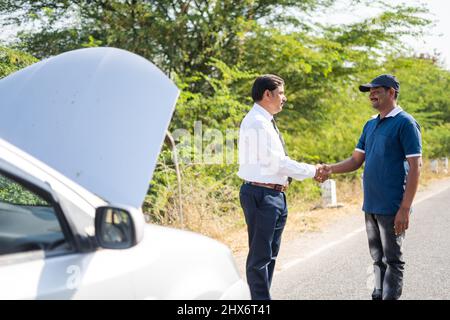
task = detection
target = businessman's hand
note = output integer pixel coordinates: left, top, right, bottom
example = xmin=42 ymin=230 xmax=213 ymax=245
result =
xmin=314 ymin=164 xmax=332 ymax=183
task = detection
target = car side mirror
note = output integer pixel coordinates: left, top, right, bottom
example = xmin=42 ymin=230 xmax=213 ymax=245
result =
xmin=95 ymin=205 xmax=145 ymax=249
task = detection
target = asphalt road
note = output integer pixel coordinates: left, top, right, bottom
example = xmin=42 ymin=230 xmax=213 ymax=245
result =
xmin=237 ymin=178 xmax=450 ymax=300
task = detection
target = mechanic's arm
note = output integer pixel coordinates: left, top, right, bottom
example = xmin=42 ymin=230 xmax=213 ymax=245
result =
xmin=329 ymin=150 xmax=365 ymax=174
xmin=394 ymin=156 xmax=422 ymax=235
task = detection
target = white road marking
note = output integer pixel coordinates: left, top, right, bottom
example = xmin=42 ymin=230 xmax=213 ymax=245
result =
xmin=277 ymin=184 xmax=450 ymax=274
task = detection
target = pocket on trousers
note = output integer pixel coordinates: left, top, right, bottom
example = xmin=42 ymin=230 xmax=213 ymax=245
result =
xmin=260 ymin=191 xmax=284 ymax=211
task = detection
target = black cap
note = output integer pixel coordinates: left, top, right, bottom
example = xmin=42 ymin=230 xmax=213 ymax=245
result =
xmin=359 ymin=74 xmax=400 ymax=92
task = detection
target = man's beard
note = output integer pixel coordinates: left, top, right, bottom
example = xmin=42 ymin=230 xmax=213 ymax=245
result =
xmin=371 ymin=101 xmax=380 ymax=110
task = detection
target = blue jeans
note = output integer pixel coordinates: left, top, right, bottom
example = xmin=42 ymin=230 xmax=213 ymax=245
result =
xmin=239 ymin=183 xmax=288 ymax=300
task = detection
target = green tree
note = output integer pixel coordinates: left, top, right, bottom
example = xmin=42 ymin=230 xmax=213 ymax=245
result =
xmin=1 ymin=1 xmax=448 ymax=228
xmin=0 ymin=0 xmax=334 ymax=78
xmin=0 ymin=46 xmax=37 ymax=78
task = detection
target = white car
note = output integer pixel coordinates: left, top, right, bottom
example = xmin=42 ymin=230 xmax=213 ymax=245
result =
xmin=0 ymin=47 xmax=250 ymax=299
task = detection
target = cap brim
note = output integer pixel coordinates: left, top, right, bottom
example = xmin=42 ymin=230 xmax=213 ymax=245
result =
xmin=359 ymin=83 xmax=374 ymax=92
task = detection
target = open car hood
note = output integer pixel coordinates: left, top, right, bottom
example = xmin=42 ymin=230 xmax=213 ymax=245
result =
xmin=0 ymin=47 xmax=179 ymax=208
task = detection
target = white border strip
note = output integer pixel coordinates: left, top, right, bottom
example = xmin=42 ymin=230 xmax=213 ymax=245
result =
xmin=406 ymin=153 xmax=422 ymax=158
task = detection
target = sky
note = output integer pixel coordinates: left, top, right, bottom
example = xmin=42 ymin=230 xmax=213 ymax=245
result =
xmin=311 ymin=0 xmax=450 ymax=70
xmin=410 ymin=0 xmax=450 ymax=69
xmin=1 ymin=1 xmax=449 ymax=70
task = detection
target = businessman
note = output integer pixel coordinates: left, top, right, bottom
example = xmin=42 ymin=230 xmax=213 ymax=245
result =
xmin=237 ymin=74 xmax=328 ymax=300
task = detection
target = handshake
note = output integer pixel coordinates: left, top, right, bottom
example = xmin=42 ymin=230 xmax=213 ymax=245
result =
xmin=314 ymin=164 xmax=332 ymax=183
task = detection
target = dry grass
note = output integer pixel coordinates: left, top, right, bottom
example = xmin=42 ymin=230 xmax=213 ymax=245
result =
xmin=160 ymin=176 xmax=246 ymax=244
xmin=148 ymin=158 xmax=449 ymax=255
xmin=416 ymin=159 xmax=450 ymax=189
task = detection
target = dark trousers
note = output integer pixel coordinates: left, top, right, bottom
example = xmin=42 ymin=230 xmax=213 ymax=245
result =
xmin=365 ymin=213 xmax=405 ymax=300
xmin=239 ymin=183 xmax=288 ymax=300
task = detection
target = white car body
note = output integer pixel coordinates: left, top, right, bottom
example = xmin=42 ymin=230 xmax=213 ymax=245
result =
xmin=0 ymin=47 xmax=249 ymax=299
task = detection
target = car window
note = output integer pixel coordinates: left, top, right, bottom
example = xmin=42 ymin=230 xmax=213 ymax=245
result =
xmin=0 ymin=172 xmax=71 ymax=256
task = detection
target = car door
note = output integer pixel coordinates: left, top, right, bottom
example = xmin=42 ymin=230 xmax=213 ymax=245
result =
xmin=0 ymin=164 xmax=137 ymax=299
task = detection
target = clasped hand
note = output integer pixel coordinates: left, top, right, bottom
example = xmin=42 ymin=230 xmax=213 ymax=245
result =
xmin=314 ymin=164 xmax=332 ymax=183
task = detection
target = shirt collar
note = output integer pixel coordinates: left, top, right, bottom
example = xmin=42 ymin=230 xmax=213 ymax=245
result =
xmin=253 ymin=103 xmax=273 ymax=121
xmin=385 ymin=105 xmax=403 ymax=118
xmin=372 ymin=105 xmax=403 ymax=119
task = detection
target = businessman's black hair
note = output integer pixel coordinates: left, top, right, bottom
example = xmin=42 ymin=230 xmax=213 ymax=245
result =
xmin=251 ymin=74 xmax=284 ymax=102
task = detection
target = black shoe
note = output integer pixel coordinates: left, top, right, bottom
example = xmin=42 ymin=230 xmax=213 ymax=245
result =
xmin=372 ymin=289 xmax=382 ymax=300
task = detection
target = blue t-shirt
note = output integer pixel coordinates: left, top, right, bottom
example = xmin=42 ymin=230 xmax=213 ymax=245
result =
xmin=356 ymin=110 xmax=422 ymax=215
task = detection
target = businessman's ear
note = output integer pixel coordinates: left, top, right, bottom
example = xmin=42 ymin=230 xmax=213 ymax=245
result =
xmin=264 ymin=89 xmax=276 ymax=102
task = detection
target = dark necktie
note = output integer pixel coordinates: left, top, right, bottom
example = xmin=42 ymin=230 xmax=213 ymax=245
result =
xmin=271 ymin=118 xmax=292 ymax=184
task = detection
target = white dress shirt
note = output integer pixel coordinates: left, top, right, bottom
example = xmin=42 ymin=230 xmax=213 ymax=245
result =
xmin=237 ymin=103 xmax=316 ymax=185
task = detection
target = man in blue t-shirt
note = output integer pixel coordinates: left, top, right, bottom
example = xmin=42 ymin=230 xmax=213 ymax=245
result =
xmin=321 ymin=74 xmax=422 ymax=300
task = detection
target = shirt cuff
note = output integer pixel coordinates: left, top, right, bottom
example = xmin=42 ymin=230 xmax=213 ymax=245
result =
xmin=355 ymin=148 xmax=365 ymax=154
xmin=306 ymin=163 xmax=317 ymax=178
